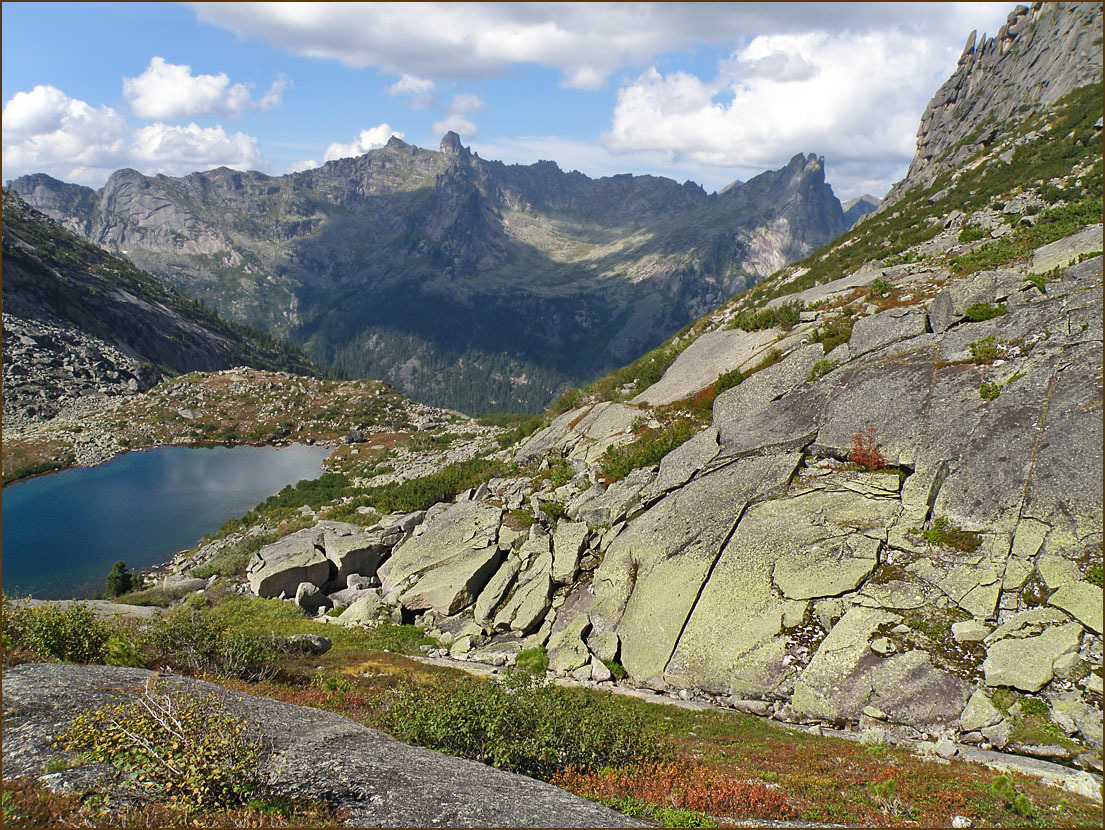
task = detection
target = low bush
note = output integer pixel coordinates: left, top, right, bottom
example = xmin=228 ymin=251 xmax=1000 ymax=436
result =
xmin=4 ymin=603 xmax=110 ymax=664
xmin=850 ymin=424 xmax=886 ymax=470
xmin=515 ymin=646 xmax=549 ymax=674
xmin=966 ymin=302 xmax=1007 ymax=322
xmin=147 ymin=606 xmax=285 ymax=681
xmin=979 ymin=382 xmax=1002 ymax=400
xmin=715 ymin=368 xmax=743 ymax=395
xmin=867 ymin=278 xmax=891 ymax=299
xmin=808 ymin=359 xmax=837 ymax=383
xmin=61 ymin=679 xmax=263 ymax=809
xmin=969 ymin=335 xmax=999 ymax=363
xmin=600 ymin=419 xmax=695 ymax=481
xmin=957 ymin=225 xmax=989 ymax=243
xmin=911 ymin=516 xmax=982 ymax=552
xmin=552 ymin=760 xmax=793 ymax=823
xmin=377 ymin=670 xmax=666 ymax=778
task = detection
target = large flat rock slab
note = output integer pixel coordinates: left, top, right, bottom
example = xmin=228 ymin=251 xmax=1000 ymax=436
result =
xmin=592 ymin=453 xmax=801 ymax=687
xmin=630 ymin=327 xmax=777 ymax=407
xmin=379 ymin=500 xmax=502 ymax=615
xmin=1029 ymin=224 xmax=1103 ymax=274
xmin=1 ymin=663 xmax=642 ymax=828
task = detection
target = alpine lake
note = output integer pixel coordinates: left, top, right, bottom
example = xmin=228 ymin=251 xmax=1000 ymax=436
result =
xmin=2 ymin=443 xmax=332 ymax=599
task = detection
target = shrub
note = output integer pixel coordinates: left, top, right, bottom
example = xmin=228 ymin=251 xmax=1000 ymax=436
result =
xmin=552 ymin=760 xmax=792 ymax=823
xmin=969 ymin=335 xmax=999 ymax=363
xmin=957 ymin=225 xmax=989 ymax=243
xmin=979 ymin=382 xmax=1002 ymax=400
xmin=378 ymin=670 xmax=665 ymax=778
xmin=1019 ymin=697 xmax=1048 ymax=717
xmin=602 ymin=659 xmax=628 ymax=681
xmin=808 ymin=359 xmax=837 ymax=383
xmin=7 ymin=604 xmax=109 ymax=663
xmin=850 ymin=424 xmax=886 ymax=470
xmin=912 ymin=516 xmax=982 ymax=552
xmin=516 ymin=646 xmax=550 ymax=674
xmin=600 ymin=419 xmax=695 ymax=481
xmin=147 ymin=606 xmax=284 ymax=681
xmin=867 ymin=278 xmax=891 ymax=299
xmin=61 ymin=679 xmax=263 ymax=809
xmin=1086 ymin=564 xmax=1103 ymax=587
xmin=966 ymin=302 xmax=1008 ymax=321
xmin=542 ymin=500 xmax=568 ymax=521
xmin=103 ymin=561 xmax=136 ymax=598
xmin=715 ymin=368 xmax=743 ymax=395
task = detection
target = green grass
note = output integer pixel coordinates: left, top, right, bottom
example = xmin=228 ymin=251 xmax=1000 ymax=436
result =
xmin=600 ymin=419 xmax=696 ymax=481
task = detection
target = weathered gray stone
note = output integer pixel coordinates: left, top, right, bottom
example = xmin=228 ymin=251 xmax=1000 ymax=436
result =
xmin=849 ymin=307 xmax=929 ymax=358
xmin=379 ymin=500 xmax=502 ymax=616
xmin=772 ymin=535 xmax=881 ymax=600
xmin=1047 ymin=582 xmax=1103 ymax=634
xmin=473 ymin=556 xmax=522 ymax=624
xmin=493 ymin=548 xmax=555 ymax=634
xmin=547 ymin=613 xmax=592 ymax=673
xmin=247 ymin=528 xmax=331 ymax=598
xmin=320 ymin=521 xmax=400 ymax=581
xmin=1011 ymin=518 xmax=1049 ymax=559
xmin=551 ymin=521 xmax=589 ymax=584
xmin=337 ymin=592 xmax=383 ymax=625
xmin=1 ymin=664 xmax=643 ymax=827
xmin=295 ymin=581 xmax=331 ymax=615
xmin=590 ymin=657 xmax=613 ymax=683
xmin=593 ymin=453 xmax=801 ymax=689
xmin=960 ymin=690 xmax=1003 ymax=731
xmin=1029 ymin=224 xmax=1103 ymax=274
xmin=642 ymin=426 xmax=719 ymax=500
xmin=568 ymin=467 xmax=654 ymax=527
xmin=952 ymin=620 xmax=991 ymax=642
xmin=983 ymin=622 xmax=1083 ymax=691
xmin=1037 ymin=555 xmax=1081 ymax=591
xmin=631 ymin=328 xmax=778 ymax=407
xmin=867 ymin=650 xmax=968 ymax=730
xmin=791 ymin=606 xmax=902 ymax=723
xmin=587 ymin=630 xmax=620 ymax=663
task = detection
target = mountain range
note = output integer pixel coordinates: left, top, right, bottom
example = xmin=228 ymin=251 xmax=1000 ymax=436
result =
xmin=11 ymin=138 xmax=846 ymax=413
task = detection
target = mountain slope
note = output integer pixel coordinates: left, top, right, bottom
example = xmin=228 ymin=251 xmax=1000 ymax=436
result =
xmin=1 ymin=189 xmax=335 ymax=419
xmin=11 ymin=142 xmax=846 ymax=413
xmin=174 ymin=1 xmax=1103 ymax=769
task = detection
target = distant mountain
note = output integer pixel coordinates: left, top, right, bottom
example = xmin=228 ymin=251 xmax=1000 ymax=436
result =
xmin=11 ymin=141 xmax=847 ymax=413
xmin=841 ymin=194 xmax=880 ymax=228
xmin=1 ymin=189 xmax=334 ymax=415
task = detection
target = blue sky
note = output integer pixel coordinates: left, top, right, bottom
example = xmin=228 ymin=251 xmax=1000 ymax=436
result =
xmin=3 ymin=2 xmax=1014 ymax=199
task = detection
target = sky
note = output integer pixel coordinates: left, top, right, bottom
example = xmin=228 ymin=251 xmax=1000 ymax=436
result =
xmin=2 ymin=2 xmax=1015 ymax=200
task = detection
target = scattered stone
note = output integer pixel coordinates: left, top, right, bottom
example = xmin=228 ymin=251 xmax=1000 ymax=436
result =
xmin=295 ymin=581 xmax=331 ymax=615
xmin=960 ymin=690 xmax=1003 ymax=732
xmin=983 ymin=623 xmax=1083 ymax=692
xmin=952 ymin=619 xmax=991 ymax=642
xmin=285 ymin=633 xmax=332 ymax=655
xmin=870 ymin=637 xmax=895 ymax=656
xmin=1047 ymin=581 xmax=1103 ymax=634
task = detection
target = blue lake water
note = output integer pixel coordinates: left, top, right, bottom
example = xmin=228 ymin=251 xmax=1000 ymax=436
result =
xmin=2 ymin=443 xmax=331 ymax=599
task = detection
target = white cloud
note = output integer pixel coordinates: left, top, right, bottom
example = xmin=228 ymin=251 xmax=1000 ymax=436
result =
xmin=287 ymin=158 xmax=319 ymax=173
xmin=432 ymin=114 xmax=478 ymax=137
xmin=3 ymin=85 xmax=265 ymax=184
xmin=600 ymin=29 xmax=957 ymax=197
xmin=122 ymin=57 xmax=287 ymax=120
xmin=258 ymin=77 xmax=290 ymax=111
xmin=432 ymin=92 xmax=485 ymax=137
xmin=386 ymin=73 xmax=437 ymax=110
xmin=3 ymin=85 xmax=131 ymax=184
xmin=193 ymin=2 xmax=1013 ymax=90
xmin=131 ymin=122 xmax=264 ymax=174
xmin=323 ymin=123 xmax=403 ymax=161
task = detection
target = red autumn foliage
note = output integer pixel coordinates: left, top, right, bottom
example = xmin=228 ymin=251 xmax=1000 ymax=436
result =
xmin=851 ymin=424 xmax=887 ymax=470
xmin=551 ymin=760 xmax=794 ymax=821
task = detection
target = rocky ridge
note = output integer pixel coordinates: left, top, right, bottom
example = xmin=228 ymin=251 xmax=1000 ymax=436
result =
xmin=884 ymin=2 xmax=1102 ymax=203
xmin=10 ymin=140 xmax=846 ymax=413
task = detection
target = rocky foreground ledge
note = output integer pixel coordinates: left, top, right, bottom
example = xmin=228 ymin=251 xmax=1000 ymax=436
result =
xmin=2 ymin=663 xmax=643 ymax=827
